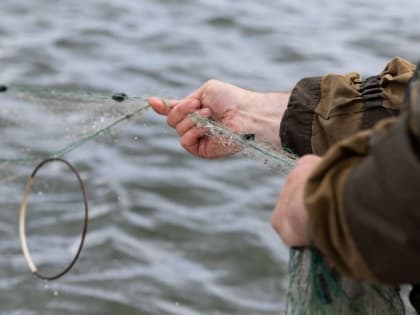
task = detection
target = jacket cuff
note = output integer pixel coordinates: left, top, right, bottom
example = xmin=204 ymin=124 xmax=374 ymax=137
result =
xmin=280 ymin=76 xmax=321 ymax=156
xmin=280 ymin=57 xmax=414 ymax=157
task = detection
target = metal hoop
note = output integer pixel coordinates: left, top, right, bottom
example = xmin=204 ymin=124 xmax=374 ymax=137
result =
xmin=19 ymin=158 xmax=89 ymax=280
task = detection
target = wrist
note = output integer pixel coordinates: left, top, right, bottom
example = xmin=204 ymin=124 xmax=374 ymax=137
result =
xmin=238 ymin=91 xmax=290 ymax=147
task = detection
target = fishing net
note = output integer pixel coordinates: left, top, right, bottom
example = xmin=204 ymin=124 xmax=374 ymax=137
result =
xmin=191 ymin=109 xmax=407 ymax=315
xmin=287 ymin=248 xmax=405 ymax=315
xmin=0 ymin=85 xmax=408 ymax=314
xmin=0 ymin=86 xmax=150 ymax=183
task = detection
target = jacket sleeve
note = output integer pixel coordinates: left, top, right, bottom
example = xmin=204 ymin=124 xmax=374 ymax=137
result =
xmin=304 ymin=73 xmax=420 ymax=284
xmin=280 ymin=57 xmax=415 ymax=156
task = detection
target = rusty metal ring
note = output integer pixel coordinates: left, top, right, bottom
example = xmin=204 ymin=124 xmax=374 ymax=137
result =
xmin=19 ymin=158 xmax=88 ymax=280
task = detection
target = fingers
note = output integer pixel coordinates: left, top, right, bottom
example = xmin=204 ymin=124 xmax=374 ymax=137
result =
xmin=175 ymin=108 xmax=212 ymax=136
xmin=180 ymin=127 xmax=207 ymax=156
xmin=149 ymin=80 xmax=207 ymax=118
xmin=296 ymin=154 xmax=322 ymax=169
xmin=167 ymin=98 xmax=201 ymax=128
xmin=271 ymin=154 xmax=321 ymax=246
xmin=148 ymin=97 xmax=178 ymax=115
xmin=176 ymin=108 xmax=212 ymax=157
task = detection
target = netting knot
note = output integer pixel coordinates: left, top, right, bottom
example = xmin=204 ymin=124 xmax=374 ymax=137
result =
xmin=112 ymin=92 xmax=128 ymax=102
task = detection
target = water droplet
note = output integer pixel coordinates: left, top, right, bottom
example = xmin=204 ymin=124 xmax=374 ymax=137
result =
xmin=133 ymin=136 xmax=139 ymax=141
xmin=43 ymin=280 xmax=49 ymax=289
xmin=53 ymin=290 xmax=59 ymax=296
xmin=100 ymin=117 xmax=105 ymax=123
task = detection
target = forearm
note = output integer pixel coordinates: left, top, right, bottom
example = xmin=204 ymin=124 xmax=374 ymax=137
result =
xmin=238 ymin=91 xmax=290 ymax=147
xmin=278 ymin=57 xmax=418 ymax=284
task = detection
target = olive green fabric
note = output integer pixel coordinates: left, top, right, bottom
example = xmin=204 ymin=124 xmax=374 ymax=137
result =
xmin=306 ymin=110 xmax=420 ymax=284
xmin=280 ymin=56 xmax=415 ymax=156
xmin=280 ymin=57 xmax=418 ymax=284
xmin=280 ymin=76 xmax=321 ymax=155
xmin=343 ymin=114 xmax=420 ymax=284
xmin=305 ymin=119 xmax=397 ymax=283
xmin=302 ymin=60 xmax=420 ymax=284
xmin=312 ymin=56 xmax=414 ymax=155
xmin=311 ymin=72 xmax=365 ymax=155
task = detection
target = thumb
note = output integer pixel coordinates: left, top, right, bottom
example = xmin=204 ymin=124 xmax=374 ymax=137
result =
xmin=148 ymin=97 xmax=178 ymax=115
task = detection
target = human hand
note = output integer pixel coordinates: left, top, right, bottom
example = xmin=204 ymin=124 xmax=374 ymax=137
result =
xmin=271 ymin=154 xmax=321 ymax=247
xmin=149 ymin=80 xmax=290 ymax=159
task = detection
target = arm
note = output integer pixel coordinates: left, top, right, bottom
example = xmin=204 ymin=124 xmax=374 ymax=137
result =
xmin=306 ymin=109 xmax=420 ymax=285
xmin=273 ymin=57 xmax=417 ymax=284
xmin=149 ymin=80 xmax=290 ymax=158
xmin=280 ymin=56 xmax=414 ymax=156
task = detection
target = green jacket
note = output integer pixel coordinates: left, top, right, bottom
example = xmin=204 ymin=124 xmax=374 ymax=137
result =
xmin=280 ymin=57 xmax=418 ymax=284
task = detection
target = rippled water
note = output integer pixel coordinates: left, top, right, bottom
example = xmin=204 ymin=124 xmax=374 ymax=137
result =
xmin=0 ymin=1 xmax=420 ymax=314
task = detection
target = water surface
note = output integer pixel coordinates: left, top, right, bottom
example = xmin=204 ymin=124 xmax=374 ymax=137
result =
xmin=0 ymin=1 xmax=419 ymax=314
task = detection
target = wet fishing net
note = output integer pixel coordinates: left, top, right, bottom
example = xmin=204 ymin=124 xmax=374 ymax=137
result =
xmin=0 ymin=85 xmax=408 ymax=314
xmin=0 ymin=85 xmax=151 ymax=183
xmin=287 ymin=248 xmax=405 ymax=315
xmin=191 ymin=109 xmax=407 ymax=315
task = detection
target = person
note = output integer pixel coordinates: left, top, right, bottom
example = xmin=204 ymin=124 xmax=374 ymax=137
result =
xmin=148 ymin=56 xmax=419 ymax=286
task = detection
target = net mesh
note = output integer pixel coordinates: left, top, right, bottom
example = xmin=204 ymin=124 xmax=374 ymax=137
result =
xmin=190 ymin=111 xmax=406 ymax=315
xmin=0 ymin=86 xmax=407 ymax=314
xmin=0 ymin=86 xmax=150 ymax=183
xmin=190 ymin=112 xmax=296 ymax=175
xmin=287 ymin=248 xmax=404 ymax=315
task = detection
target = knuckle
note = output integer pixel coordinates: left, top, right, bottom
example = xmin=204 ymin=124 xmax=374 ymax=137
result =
xmin=271 ymin=205 xmax=284 ymax=232
xmin=297 ymin=155 xmax=310 ymax=164
xmin=279 ymin=220 xmax=293 ymax=245
xmin=285 ymin=173 xmax=296 ymax=186
xmin=271 ymin=215 xmax=280 ymax=232
xmin=299 ymin=154 xmax=319 ymax=166
xmin=180 ymin=136 xmax=189 ymax=149
xmin=166 ymin=116 xmax=175 ymax=128
xmin=203 ymin=79 xmax=222 ymax=97
xmin=180 ymin=139 xmax=195 ymax=156
xmin=204 ymin=79 xmax=219 ymax=86
xmin=175 ymin=124 xmax=184 ymax=136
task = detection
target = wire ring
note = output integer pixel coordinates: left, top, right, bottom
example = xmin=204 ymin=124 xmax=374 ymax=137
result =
xmin=19 ymin=158 xmax=89 ymax=280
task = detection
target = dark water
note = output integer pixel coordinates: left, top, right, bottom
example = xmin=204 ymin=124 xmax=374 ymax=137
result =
xmin=0 ymin=1 xmax=419 ymax=314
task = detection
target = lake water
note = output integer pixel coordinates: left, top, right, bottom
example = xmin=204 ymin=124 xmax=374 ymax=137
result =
xmin=0 ymin=0 xmax=419 ymax=314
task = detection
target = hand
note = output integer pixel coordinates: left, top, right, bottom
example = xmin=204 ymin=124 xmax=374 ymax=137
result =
xmin=271 ymin=154 xmax=321 ymax=247
xmin=149 ymin=80 xmax=290 ymax=159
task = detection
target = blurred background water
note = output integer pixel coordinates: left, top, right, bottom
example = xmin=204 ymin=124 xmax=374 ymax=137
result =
xmin=0 ymin=0 xmax=419 ymax=314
